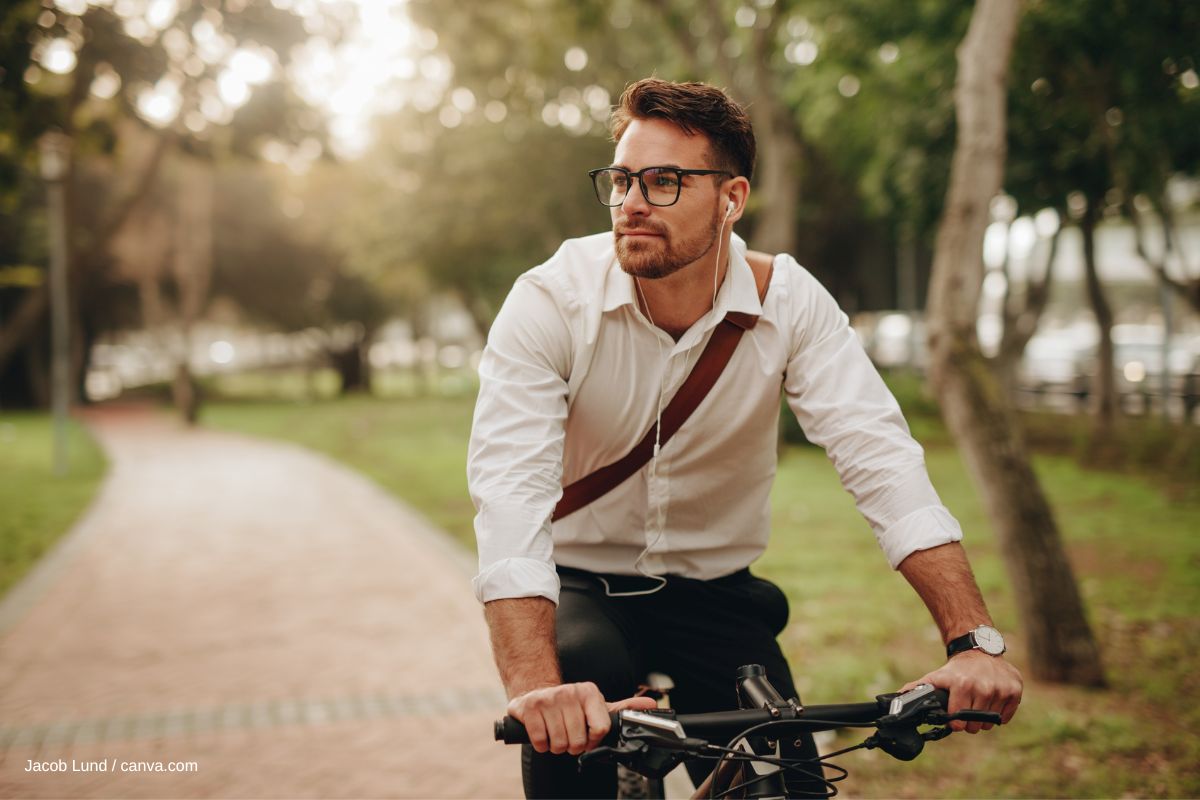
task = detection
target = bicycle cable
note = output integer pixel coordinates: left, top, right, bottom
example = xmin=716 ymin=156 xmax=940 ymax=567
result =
xmin=703 ymin=717 xmax=873 ymax=800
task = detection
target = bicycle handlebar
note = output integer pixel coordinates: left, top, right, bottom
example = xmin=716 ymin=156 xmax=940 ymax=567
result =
xmin=494 ymin=688 xmax=962 ymax=746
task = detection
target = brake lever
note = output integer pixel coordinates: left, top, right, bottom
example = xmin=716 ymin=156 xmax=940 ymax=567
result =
xmin=951 ymin=710 xmax=1003 ymax=724
xmin=577 ymin=740 xmax=648 ymax=769
xmin=577 ymin=746 xmax=620 ymax=769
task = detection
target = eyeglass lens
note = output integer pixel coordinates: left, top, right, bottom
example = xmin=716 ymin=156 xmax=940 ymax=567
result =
xmin=593 ymin=168 xmax=681 ymax=207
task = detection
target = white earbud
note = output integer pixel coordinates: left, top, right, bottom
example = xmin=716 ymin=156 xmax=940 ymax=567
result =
xmin=726 ymin=200 xmax=735 ymax=219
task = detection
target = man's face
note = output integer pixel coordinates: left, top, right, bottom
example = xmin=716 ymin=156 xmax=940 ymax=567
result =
xmin=609 ymin=118 xmax=725 ymax=280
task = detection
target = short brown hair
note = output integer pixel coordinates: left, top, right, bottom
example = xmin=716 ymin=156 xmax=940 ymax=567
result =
xmin=610 ymin=78 xmax=756 ymax=182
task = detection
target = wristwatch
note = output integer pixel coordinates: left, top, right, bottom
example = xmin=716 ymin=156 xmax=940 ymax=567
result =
xmin=946 ymin=625 xmax=1006 ymax=658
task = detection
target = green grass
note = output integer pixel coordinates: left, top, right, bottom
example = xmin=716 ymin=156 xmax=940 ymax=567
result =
xmin=0 ymin=413 xmax=107 ymax=598
xmin=202 ymin=389 xmax=1200 ymax=798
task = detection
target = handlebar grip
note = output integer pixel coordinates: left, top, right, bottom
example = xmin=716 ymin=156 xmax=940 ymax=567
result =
xmin=494 ymin=712 xmax=624 ymax=745
xmin=495 ymin=716 xmax=529 ymax=744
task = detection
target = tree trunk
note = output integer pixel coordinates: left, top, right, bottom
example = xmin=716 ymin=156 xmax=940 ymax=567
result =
xmin=0 ymin=129 xmax=172 ymax=379
xmin=1080 ymin=201 xmax=1117 ymax=429
xmin=993 ymin=223 xmax=1061 ymax=400
xmin=170 ymin=155 xmax=215 ymax=425
xmin=748 ymin=102 xmax=801 ymax=256
xmin=925 ymin=0 xmax=1105 ymax=686
xmin=0 ymin=285 xmax=49 ymax=376
xmin=172 ymin=362 xmax=200 ymax=425
xmin=642 ymin=0 xmax=803 ymax=257
xmin=330 ymin=339 xmax=371 ymax=394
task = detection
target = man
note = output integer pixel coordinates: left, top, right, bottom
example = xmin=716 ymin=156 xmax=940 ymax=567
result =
xmin=468 ymin=78 xmax=1023 ymax=798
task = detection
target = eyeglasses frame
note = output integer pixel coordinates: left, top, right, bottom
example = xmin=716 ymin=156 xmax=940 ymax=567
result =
xmin=588 ymin=166 xmax=732 ymax=208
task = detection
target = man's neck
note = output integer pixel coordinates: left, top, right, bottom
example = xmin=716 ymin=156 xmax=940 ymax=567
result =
xmin=635 ymin=238 xmax=732 ymax=341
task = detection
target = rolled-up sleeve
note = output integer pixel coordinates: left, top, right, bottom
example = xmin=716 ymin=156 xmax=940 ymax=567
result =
xmin=782 ymin=267 xmax=962 ymax=568
xmin=468 ymin=274 xmax=573 ymax=604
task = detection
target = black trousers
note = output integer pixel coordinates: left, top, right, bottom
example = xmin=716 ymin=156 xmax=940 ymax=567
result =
xmin=522 ymin=566 xmax=822 ymax=799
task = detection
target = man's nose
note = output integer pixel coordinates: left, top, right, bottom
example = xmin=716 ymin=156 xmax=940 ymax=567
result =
xmin=621 ymin=179 xmax=651 ymax=215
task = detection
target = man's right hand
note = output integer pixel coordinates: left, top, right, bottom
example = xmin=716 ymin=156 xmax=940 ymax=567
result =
xmin=507 ymin=682 xmax=658 ymax=755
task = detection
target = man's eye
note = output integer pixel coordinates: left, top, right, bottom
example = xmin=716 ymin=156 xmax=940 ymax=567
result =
xmin=650 ymin=171 xmax=679 ymax=187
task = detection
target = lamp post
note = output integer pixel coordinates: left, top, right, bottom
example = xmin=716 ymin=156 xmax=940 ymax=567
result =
xmin=39 ymin=130 xmax=71 ymax=477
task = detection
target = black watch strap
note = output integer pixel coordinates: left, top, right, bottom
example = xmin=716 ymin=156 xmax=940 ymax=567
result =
xmin=946 ymin=631 xmax=976 ymax=658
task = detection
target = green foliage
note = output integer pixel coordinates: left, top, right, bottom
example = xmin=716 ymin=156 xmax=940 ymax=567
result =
xmin=1008 ymin=0 xmax=1200 ymax=213
xmin=348 ymin=112 xmax=614 ymax=330
xmin=0 ymin=413 xmax=107 ymax=598
xmin=211 ymin=165 xmax=388 ymax=333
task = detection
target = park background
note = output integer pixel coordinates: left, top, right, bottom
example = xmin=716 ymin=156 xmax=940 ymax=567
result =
xmin=1 ymin=0 xmax=1199 ymax=797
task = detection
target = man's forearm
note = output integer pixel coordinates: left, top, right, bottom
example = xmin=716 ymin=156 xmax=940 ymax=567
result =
xmin=898 ymin=542 xmax=993 ymax=645
xmin=483 ymin=597 xmax=563 ymax=698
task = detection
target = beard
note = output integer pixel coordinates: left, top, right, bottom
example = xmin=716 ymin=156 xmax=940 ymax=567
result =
xmin=613 ymin=206 xmax=721 ymax=280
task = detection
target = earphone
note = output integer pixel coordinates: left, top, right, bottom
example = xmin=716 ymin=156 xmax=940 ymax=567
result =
xmin=615 ymin=195 xmax=736 ymax=599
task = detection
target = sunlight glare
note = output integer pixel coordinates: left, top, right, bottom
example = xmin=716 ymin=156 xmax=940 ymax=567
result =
xmin=137 ymin=77 xmax=182 ymax=127
xmin=89 ymin=64 xmax=122 ymax=98
xmin=982 ymin=222 xmax=1008 ymax=269
xmin=1009 ymin=217 xmax=1037 ymax=262
xmin=287 ymin=0 xmax=439 ymax=159
xmin=39 ymin=38 xmax=78 ymax=75
xmin=54 ymin=0 xmax=88 ymax=15
xmin=146 ymin=0 xmax=179 ymax=31
xmin=230 ymin=47 xmax=274 ymax=85
xmin=217 ymin=70 xmax=251 ymax=108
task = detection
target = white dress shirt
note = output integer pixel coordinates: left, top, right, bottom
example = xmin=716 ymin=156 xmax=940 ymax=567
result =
xmin=468 ymin=232 xmax=962 ymax=605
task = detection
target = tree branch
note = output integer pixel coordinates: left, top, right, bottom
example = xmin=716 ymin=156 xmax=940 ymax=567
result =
xmin=76 ymin=129 xmax=175 ymax=271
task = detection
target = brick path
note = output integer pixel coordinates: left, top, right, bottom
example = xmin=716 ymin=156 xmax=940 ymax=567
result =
xmin=0 ymin=405 xmax=522 ymax=799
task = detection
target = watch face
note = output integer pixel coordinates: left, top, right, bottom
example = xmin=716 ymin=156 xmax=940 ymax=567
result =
xmin=974 ymin=625 xmax=1005 ymax=655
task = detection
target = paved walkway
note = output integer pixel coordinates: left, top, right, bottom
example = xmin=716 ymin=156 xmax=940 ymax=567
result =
xmin=0 ymin=404 xmax=522 ymax=799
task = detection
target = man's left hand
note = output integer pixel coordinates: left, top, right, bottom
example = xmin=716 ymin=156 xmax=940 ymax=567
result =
xmin=903 ymin=651 xmax=1023 ymax=733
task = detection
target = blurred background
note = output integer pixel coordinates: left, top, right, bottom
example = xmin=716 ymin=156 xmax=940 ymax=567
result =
xmin=1 ymin=0 xmax=1197 ymax=419
xmin=1 ymin=0 xmax=1199 ymax=797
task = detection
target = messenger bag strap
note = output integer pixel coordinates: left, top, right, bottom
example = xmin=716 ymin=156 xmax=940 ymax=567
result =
xmin=552 ymin=254 xmax=774 ymax=522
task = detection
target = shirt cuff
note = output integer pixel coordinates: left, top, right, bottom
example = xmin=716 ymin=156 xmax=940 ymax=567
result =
xmin=472 ymin=557 xmax=561 ymax=605
xmin=876 ymin=505 xmax=964 ymax=569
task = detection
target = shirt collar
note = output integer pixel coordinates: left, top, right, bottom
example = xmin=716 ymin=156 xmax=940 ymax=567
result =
xmin=600 ymin=233 xmax=762 ymax=318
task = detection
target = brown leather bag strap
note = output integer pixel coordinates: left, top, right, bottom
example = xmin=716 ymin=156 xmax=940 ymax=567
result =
xmin=552 ymin=256 xmax=774 ymax=522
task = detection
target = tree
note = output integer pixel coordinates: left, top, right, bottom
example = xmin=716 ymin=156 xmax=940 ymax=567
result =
xmin=405 ymin=0 xmax=819 ymax=276
xmin=1005 ymin=0 xmax=1200 ymax=426
xmin=0 ymin=0 xmax=332 ymax=408
xmin=926 ymin=0 xmax=1105 ymax=685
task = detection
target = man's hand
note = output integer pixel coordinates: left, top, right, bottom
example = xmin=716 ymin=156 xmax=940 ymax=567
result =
xmin=507 ymin=682 xmax=658 ymax=755
xmin=903 ymin=651 xmax=1023 ymax=733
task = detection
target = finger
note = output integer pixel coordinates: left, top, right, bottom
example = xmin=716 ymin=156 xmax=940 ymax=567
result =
xmin=522 ymin=710 xmax=551 ymax=753
xmin=561 ymin=699 xmax=589 ymax=756
xmin=608 ymin=696 xmax=659 ymax=712
xmin=544 ymin=707 xmax=570 ymax=755
xmin=899 ymin=675 xmax=932 ymax=693
xmin=584 ymin=694 xmax=613 ymax=750
xmin=970 ymin=683 xmax=1001 ymax=734
xmin=962 ymin=690 xmax=985 ymax=734
xmin=943 ymin=678 xmax=968 ymax=733
xmin=999 ymin=694 xmax=1021 ymax=725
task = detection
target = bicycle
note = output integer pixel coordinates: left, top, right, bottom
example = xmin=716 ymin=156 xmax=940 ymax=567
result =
xmin=495 ymin=663 xmax=1003 ymax=799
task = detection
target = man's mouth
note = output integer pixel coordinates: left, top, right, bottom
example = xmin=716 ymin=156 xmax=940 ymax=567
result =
xmin=617 ymin=227 xmax=664 ymax=238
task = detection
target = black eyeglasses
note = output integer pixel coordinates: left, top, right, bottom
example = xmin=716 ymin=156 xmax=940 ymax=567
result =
xmin=588 ymin=166 xmax=730 ymax=207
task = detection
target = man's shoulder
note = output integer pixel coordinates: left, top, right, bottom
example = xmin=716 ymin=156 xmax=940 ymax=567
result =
xmin=525 ymin=232 xmax=613 ymax=286
xmin=740 ymin=249 xmax=821 ymax=297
